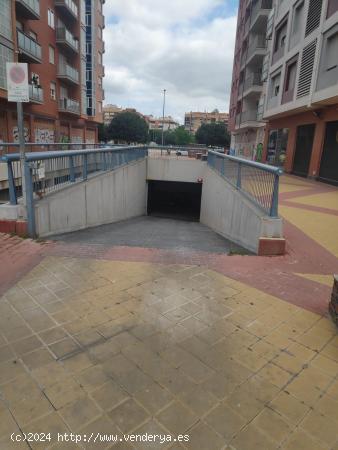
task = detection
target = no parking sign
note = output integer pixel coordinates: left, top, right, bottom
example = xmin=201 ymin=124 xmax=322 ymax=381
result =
xmin=6 ymin=63 xmax=29 ymax=102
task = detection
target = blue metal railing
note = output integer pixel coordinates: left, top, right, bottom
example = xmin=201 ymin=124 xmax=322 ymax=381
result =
xmin=2 ymin=146 xmax=148 ymax=237
xmin=208 ymin=150 xmax=282 ymax=217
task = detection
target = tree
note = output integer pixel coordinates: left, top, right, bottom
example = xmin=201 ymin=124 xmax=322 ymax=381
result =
xmin=107 ymin=112 xmax=149 ymax=144
xmin=149 ymin=126 xmax=194 ymax=146
xmin=195 ymin=122 xmax=230 ymax=147
xmin=98 ymin=123 xmax=108 ymax=142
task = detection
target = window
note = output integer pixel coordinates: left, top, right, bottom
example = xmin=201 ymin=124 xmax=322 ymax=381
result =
xmin=270 ymin=72 xmax=281 ymax=98
xmin=50 ymin=82 xmax=56 ymax=100
xmin=292 ymin=1 xmax=304 ymax=35
xmin=327 ymin=0 xmax=338 ymax=18
xmin=285 ymin=62 xmax=297 ymax=91
xmin=282 ymin=55 xmax=298 ymax=103
xmin=98 ymin=102 xmax=102 ymax=113
xmin=316 ymin=26 xmax=338 ymax=91
xmin=274 ymin=19 xmax=287 ymax=53
xmin=272 ymin=17 xmax=288 ymax=64
xmin=48 ymin=9 xmax=55 ymax=29
xmin=326 ymin=32 xmax=338 ymax=71
xmin=97 ymin=27 xmax=102 ymax=38
xmin=98 ymin=52 xmax=102 ymax=65
xmin=0 ymin=0 xmax=12 ymax=40
xmin=0 ymin=43 xmax=14 ymax=89
xmin=49 ymin=46 xmax=55 ymax=64
xmin=31 ymin=72 xmax=40 ymax=86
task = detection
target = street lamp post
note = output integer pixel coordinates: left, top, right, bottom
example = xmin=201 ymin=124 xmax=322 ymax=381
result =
xmin=161 ymin=89 xmax=166 ymax=151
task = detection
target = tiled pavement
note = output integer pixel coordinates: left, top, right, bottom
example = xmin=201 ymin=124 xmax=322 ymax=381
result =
xmin=0 ymin=257 xmax=338 ymax=449
xmin=0 ymin=174 xmax=338 ymax=449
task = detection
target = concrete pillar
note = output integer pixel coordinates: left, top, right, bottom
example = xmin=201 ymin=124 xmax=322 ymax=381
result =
xmin=308 ymin=120 xmax=326 ymax=178
xmin=284 ymin=126 xmax=297 ymax=173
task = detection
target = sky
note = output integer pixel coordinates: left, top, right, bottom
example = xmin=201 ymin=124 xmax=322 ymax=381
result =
xmin=102 ymin=0 xmax=238 ymax=124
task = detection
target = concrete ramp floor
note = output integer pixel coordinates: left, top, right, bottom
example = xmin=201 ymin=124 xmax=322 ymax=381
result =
xmin=50 ymin=216 xmax=250 ymax=255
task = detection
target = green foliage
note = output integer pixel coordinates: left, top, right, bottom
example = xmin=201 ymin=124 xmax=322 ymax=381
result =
xmin=195 ymin=122 xmax=230 ymax=147
xmin=149 ymin=126 xmax=194 ymax=146
xmin=98 ymin=123 xmax=107 ymax=142
xmin=107 ymin=112 xmax=149 ymax=144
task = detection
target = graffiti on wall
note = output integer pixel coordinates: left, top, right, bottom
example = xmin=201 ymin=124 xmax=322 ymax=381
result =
xmin=35 ymin=128 xmax=55 ymax=144
xmin=13 ymin=127 xmax=30 ymax=143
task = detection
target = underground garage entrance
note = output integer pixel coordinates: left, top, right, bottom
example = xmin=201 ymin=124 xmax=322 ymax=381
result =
xmin=147 ymin=180 xmax=202 ymax=221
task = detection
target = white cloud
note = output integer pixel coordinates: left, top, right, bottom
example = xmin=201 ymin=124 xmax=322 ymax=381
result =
xmin=102 ymin=1 xmax=236 ymax=123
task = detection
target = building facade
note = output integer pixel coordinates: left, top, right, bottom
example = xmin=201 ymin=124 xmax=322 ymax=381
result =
xmin=228 ymin=0 xmax=273 ymax=159
xmin=0 ymin=0 xmax=105 ymax=146
xmin=263 ymin=0 xmax=338 ymax=184
xmin=184 ymin=110 xmax=229 ymax=135
xmin=146 ymin=115 xmax=180 ymax=131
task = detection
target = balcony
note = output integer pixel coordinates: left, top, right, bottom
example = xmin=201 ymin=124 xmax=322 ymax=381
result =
xmin=241 ymin=110 xmax=259 ymax=123
xmin=29 ymin=84 xmax=43 ymax=103
xmin=236 ymin=109 xmax=261 ymax=128
xmin=15 ymin=0 xmax=40 ymax=20
xmin=246 ymin=34 xmax=266 ymax=65
xmin=56 ymin=26 xmax=79 ymax=54
xmin=57 ymin=62 xmax=79 ymax=85
xmin=251 ymin=0 xmax=273 ymax=32
xmin=17 ymin=30 xmax=42 ymax=64
xmin=243 ymin=72 xmax=263 ymax=97
xmin=58 ymin=97 xmax=80 ymax=114
xmin=55 ymin=0 xmax=78 ymax=21
xmin=98 ymin=11 xmax=105 ymax=28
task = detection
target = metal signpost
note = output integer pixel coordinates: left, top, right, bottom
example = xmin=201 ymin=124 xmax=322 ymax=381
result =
xmin=6 ymin=62 xmax=29 ymax=208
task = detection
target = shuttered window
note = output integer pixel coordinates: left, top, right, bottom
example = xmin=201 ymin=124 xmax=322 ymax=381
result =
xmin=305 ymin=0 xmax=322 ymax=37
xmin=297 ymin=40 xmax=317 ymax=98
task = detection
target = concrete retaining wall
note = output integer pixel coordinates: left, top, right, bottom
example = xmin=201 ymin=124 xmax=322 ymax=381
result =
xmin=35 ymin=159 xmax=147 ymax=237
xmin=201 ymin=166 xmax=283 ymax=254
xmin=147 ymin=158 xmax=206 ymax=183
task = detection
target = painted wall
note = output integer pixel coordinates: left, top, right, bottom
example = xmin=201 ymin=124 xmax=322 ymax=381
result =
xmin=35 ymin=159 xmax=147 ymax=237
xmin=200 ymin=165 xmax=283 ymax=254
xmin=147 ymin=158 xmax=206 ymax=183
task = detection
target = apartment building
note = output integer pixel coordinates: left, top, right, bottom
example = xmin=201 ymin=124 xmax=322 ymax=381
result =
xmin=228 ymin=0 xmax=273 ymax=159
xmin=103 ymin=105 xmax=149 ymax=126
xmin=0 ymin=0 xmax=105 ymax=145
xmin=184 ymin=110 xmax=229 ymax=134
xmin=146 ymin=115 xmax=180 ymax=131
xmin=263 ymin=0 xmax=338 ymax=184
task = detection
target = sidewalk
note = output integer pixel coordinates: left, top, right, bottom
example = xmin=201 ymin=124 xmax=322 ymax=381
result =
xmin=0 ymin=175 xmax=337 ymax=449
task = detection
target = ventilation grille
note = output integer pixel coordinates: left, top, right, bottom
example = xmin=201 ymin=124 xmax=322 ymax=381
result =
xmin=297 ymin=40 xmax=317 ymax=98
xmin=305 ymin=0 xmax=322 ymax=36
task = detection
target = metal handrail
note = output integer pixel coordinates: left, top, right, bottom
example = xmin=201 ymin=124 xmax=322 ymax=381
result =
xmin=3 ymin=146 xmax=148 ymax=238
xmin=207 ymin=150 xmax=282 ymax=217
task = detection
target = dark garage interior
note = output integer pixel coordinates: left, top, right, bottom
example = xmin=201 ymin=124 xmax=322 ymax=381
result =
xmin=147 ymin=180 xmax=202 ymax=221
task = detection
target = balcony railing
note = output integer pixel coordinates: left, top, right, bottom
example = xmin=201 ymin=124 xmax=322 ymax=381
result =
xmin=29 ymin=84 xmax=43 ymax=103
xmin=241 ymin=110 xmax=259 ymax=122
xmin=244 ymin=72 xmax=263 ymax=91
xmin=55 ymin=0 xmax=78 ymax=20
xmin=251 ymin=0 xmax=273 ymax=26
xmin=247 ymin=34 xmax=266 ymax=59
xmin=15 ymin=0 xmax=40 ymax=20
xmin=56 ymin=26 xmax=79 ymax=53
xmin=58 ymin=98 xmax=80 ymax=114
xmin=57 ymin=62 xmax=79 ymax=84
xmin=17 ymin=29 xmax=42 ymax=63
